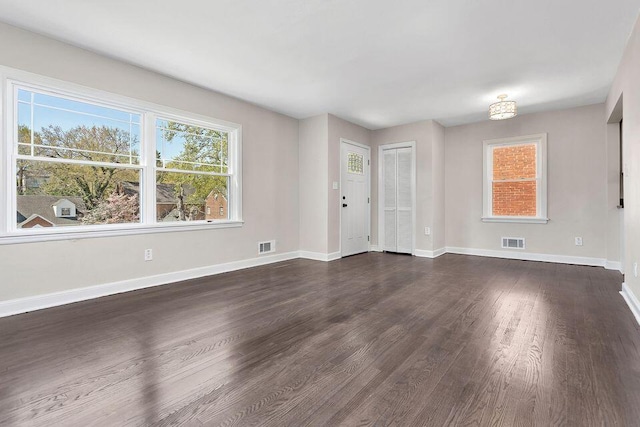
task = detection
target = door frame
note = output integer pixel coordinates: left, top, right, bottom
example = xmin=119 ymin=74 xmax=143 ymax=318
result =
xmin=339 ymin=138 xmax=371 ymax=258
xmin=378 ymin=141 xmax=416 ymax=255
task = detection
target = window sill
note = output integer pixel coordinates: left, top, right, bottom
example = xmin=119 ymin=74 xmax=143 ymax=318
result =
xmin=481 ymin=217 xmax=549 ymax=224
xmin=0 ymin=220 xmax=244 ymax=245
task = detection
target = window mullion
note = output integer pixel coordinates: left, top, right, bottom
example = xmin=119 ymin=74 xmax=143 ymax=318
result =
xmin=142 ymin=112 xmax=157 ymax=225
xmin=1 ymin=76 xmax=11 ymax=234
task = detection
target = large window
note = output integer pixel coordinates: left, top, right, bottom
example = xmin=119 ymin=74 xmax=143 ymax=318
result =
xmin=482 ymin=134 xmax=547 ymax=223
xmin=3 ymin=73 xmax=241 ymax=242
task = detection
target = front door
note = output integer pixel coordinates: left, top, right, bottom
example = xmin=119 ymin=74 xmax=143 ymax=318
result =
xmin=341 ymin=141 xmax=370 ymax=257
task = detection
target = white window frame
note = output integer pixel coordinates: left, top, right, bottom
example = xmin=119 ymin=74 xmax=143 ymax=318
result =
xmin=482 ymin=133 xmax=548 ymax=224
xmin=0 ymin=66 xmax=243 ymax=244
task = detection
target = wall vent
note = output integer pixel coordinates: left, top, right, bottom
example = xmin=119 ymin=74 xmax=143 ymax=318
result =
xmin=501 ymin=237 xmax=525 ymax=250
xmin=258 ymin=240 xmax=276 ymax=255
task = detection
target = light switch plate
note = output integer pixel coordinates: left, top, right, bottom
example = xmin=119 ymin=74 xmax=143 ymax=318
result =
xmin=332 ymin=182 xmax=339 ymax=190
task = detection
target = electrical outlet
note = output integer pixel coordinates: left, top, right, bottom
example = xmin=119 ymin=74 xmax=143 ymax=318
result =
xmin=575 ymin=237 xmax=583 ymax=246
xmin=424 ymin=227 xmax=431 ymax=235
xmin=144 ymin=248 xmax=153 ymax=261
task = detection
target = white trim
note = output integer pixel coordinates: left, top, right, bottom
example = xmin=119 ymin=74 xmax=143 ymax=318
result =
xmin=378 ymin=141 xmax=416 ymax=255
xmin=0 ymin=220 xmax=244 ymax=245
xmin=481 ymin=217 xmax=549 ymax=224
xmin=415 ymin=248 xmax=446 ymax=258
xmin=620 ymin=283 xmax=640 ymax=326
xmin=0 ymin=250 xmax=300 ymax=318
xmin=340 ymin=138 xmax=370 ymax=151
xmin=369 ymin=245 xmax=383 ymax=252
xmin=483 ymin=133 xmax=548 ymax=222
xmin=605 ymin=260 xmax=623 ymax=272
xmin=339 ymin=138 xmax=371 ymax=258
xmin=445 ymin=246 xmax=605 ymax=267
xmin=299 ymin=251 xmax=341 ymax=262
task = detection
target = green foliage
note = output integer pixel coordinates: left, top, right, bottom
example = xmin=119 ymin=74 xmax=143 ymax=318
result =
xmin=18 ymin=121 xmax=228 ymax=222
xmin=19 ymin=125 xmax=139 ymax=208
xmin=159 ymin=121 xmax=228 ymax=210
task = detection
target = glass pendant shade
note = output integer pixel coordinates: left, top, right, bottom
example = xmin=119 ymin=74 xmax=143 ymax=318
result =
xmin=489 ymin=95 xmax=517 ymax=120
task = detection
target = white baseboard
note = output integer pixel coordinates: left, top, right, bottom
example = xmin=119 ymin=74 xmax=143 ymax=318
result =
xmin=0 ymin=246 xmax=621 ymax=318
xmin=414 ymin=248 xmax=446 ymax=258
xmin=298 ymin=251 xmax=341 ymax=262
xmin=445 ymin=246 xmax=606 ymax=267
xmin=605 ymin=260 xmax=623 ymax=273
xmin=620 ymin=282 xmax=640 ymax=326
xmin=0 ymin=251 xmax=300 ymax=318
xmin=369 ymin=245 xmax=382 ymax=252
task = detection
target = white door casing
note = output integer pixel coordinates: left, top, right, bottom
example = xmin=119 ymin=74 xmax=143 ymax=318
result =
xmin=379 ymin=142 xmax=415 ymax=255
xmin=340 ymin=139 xmax=370 ymax=257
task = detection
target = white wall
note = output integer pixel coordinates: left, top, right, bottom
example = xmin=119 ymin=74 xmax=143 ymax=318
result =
xmin=444 ymin=104 xmax=609 ymax=260
xmin=431 ymin=122 xmax=446 ymax=251
xmin=299 ymin=114 xmax=329 ymax=254
xmin=605 ymin=122 xmax=621 ymax=267
xmin=0 ymin=23 xmax=300 ymax=301
xmin=607 ymin=13 xmax=640 ymax=302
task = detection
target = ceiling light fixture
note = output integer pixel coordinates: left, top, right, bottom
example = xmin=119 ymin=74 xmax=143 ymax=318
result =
xmin=489 ymin=94 xmax=517 ymax=120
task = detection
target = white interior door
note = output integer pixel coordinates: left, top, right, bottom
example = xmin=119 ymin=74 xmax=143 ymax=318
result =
xmin=381 ymin=144 xmax=414 ymax=254
xmin=341 ymin=141 xmax=370 ymax=257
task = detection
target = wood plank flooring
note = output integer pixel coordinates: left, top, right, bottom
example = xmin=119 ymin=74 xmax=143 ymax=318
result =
xmin=1 ymin=253 xmax=639 ymax=426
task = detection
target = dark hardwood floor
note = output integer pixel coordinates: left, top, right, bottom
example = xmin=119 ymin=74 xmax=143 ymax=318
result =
xmin=1 ymin=253 xmax=639 ymax=426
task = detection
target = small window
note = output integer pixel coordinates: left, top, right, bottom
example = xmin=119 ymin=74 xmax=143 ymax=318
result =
xmin=219 ymin=206 xmax=224 ymax=216
xmin=483 ymin=134 xmax=548 ymax=223
xmin=347 ymin=152 xmax=363 ymax=174
xmin=60 ymin=208 xmax=71 ymax=216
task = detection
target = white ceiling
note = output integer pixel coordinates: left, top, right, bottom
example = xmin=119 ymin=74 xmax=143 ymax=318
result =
xmin=0 ymin=0 xmax=638 ymax=128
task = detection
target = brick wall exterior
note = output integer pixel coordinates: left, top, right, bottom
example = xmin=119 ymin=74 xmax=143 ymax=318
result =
xmin=492 ymin=144 xmax=537 ymax=216
xmin=20 ymin=215 xmax=54 ymax=228
xmin=205 ymin=193 xmax=228 ymax=220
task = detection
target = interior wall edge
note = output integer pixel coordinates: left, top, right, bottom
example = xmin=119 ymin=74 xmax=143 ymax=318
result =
xmin=298 ymin=251 xmax=341 ymax=262
xmin=620 ymin=282 xmax=640 ymax=326
xmin=414 ymin=248 xmax=446 ymax=258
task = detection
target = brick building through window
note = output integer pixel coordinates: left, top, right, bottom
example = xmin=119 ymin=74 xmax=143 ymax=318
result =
xmin=483 ymin=134 xmax=548 ymax=223
xmin=491 ymin=144 xmax=537 ymax=216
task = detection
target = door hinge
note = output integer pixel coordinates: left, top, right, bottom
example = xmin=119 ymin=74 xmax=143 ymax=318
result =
xmin=368 ymin=236 xmax=370 ymax=242
xmin=368 ymin=197 xmax=370 ymax=203
xmin=368 ymin=160 xmax=370 ymax=165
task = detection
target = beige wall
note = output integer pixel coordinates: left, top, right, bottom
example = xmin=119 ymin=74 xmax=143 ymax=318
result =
xmin=605 ymin=123 xmax=622 ymax=266
xmin=298 ymin=113 xmax=372 ymax=256
xmin=0 ymin=20 xmax=630 ymax=307
xmin=607 ymin=13 xmax=640 ymax=301
xmin=431 ymin=122 xmax=446 ymax=250
xmin=299 ymin=114 xmax=329 ymax=254
xmin=371 ymin=119 xmax=445 ymax=253
xmin=0 ymin=23 xmax=300 ymax=301
xmin=327 ymin=114 xmax=372 ymax=254
xmin=444 ymin=104 xmax=608 ymax=259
